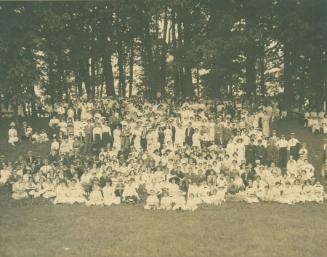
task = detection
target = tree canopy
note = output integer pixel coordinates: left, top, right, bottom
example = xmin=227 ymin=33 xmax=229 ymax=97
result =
xmin=0 ymin=0 xmax=326 ymax=110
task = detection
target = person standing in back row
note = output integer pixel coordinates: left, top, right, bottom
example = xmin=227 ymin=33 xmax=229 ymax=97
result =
xmin=84 ymin=119 xmax=93 ymax=154
xmin=185 ymin=122 xmax=195 ymax=146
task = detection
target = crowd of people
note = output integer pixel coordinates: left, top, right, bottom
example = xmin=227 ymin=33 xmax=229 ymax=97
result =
xmin=1 ymin=97 xmax=326 ymax=211
xmin=304 ymin=110 xmax=327 ymax=134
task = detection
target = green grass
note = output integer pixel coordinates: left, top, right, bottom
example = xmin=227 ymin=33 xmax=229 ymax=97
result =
xmin=0 ymin=118 xmax=327 ymax=257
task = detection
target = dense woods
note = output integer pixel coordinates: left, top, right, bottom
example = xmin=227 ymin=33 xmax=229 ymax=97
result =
xmin=0 ymin=0 xmax=326 ymax=110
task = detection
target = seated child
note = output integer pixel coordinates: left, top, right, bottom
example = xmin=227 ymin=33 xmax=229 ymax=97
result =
xmin=209 ymin=186 xmax=226 ymax=205
xmin=42 ymin=178 xmax=56 ymax=199
xmin=12 ymin=177 xmax=28 ymax=200
xmin=86 ymin=183 xmax=104 ymax=206
xmin=172 ymin=190 xmax=186 ymax=210
xmin=39 ymin=130 xmax=49 ymax=143
xmin=144 ymin=189 xmax=159 ymax=210
xmin=68 ymin=179 xmax=87 ymax=204
xmin=0 ymin=165 xmax=12 ymax=185
xmin=53 ymin=180 xmax=71 ymax=204
xmin=31 ymin=132 xmax=40 ymax=144
xmin=159 ymin=190 xmax=172 ymax=210
xmin=257 ymin=184 xmax=274 ymax=202
xmin=313 ymin=181 xmax=324 ymax=203
xmin=244 ymin=180 xmax=259 ymax=203
xmin=279 ymin=181 xmax=295 ymax=205
xmin=270 ymin=181 xmax=282 ymax=202
xmin=102 ymin=180 xmax=121 ymax=206
xmin=302 ymin=180 xmax=315 ymax=202
xmin=122 ymin=179 xmax=139 ymax=204
xmin=198 ymin=181 xmax=211 ymax=204
xmin=8 ymin=123 xmax=19 ymax=146
xmin=184 ymin=193 xmax=201 ymax=211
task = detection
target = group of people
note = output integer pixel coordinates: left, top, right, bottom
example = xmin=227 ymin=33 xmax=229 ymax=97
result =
xmin=1 ymin=97 xmax=326 ymax=212
xmin=304 ymin=109 xmax=327 ymax=134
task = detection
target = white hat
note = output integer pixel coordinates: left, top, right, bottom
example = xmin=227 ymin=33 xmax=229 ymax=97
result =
xmin=10 ymin=122 xmax=15 ymax=127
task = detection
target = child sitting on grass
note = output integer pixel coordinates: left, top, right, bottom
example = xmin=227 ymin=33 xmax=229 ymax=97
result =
xmin=102 ymin=180 xmax=121 ymax=206
xmin=12 ymin=176 xmax=28 ymax=200
xmin=159 ymin=190 xmax=172 ymax=210
xmin=122 ymin=179 xmax=139 ymax=204
xmin=53 ymin=180 xmax=71 ymax=204
xmin=144 ymin=189 xmax=159 ymax=210
xmin=86 ymin=183 xmax=104 ymax=206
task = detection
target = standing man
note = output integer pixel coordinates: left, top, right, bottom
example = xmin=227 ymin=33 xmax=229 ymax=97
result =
xmin=84 ymin=119 xmax=93 ymax=154
xmin=185 ymin=122 xmax=195 ymax=146
xmin=288 ymin=132 xmax=300 ymax=160
xmin=276 ymin=135 xmax=289 ymax=170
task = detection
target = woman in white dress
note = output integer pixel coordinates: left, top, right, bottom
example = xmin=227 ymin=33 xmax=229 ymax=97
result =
xmin=174 ymin=123 xmax=185 ymax=147
xmin=53 ymin=180 xmax=71 ymax=204
xmin=132 ymin=125 xmax=142 ymax=151
xmin=192 ymin=128 xmax=201 ymax=149
xmin=262 ymin=111 xmax=270 ymax=138
xmin=103 ymin=180 xmax=121 ymax=206
xmin=113 ymin=126 xmax=122 ymax=152
xmin=8 ymin=122 xmax=19 ymax=146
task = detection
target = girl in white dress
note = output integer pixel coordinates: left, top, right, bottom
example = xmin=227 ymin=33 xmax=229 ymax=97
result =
xmin=8 ymin=122 xmax=19 ymax=146
xmin=53 ymin=180 xmax=71 ymax=204
xmin=174 ymin=123 xmax=185 ymax=147
xmin=102 ymin=181 xmax=121 ymax=206
xmin=42 ymin=178 xmax=56 ymax=199
xmin=144 ymin=189 xmax=159 ymax=210
xmin=184 ymin=193 xmax=201 ymax=211
xmin=86 ymin=183 xmax=104 ymax=206
xmin=192 ymin=128 xmax=201 ymax=149
xmin=67 ymin=179 xmax=87 ymax=204
xmin=160 ymin=190 xmax=172 ymax=210
xmin=12 ymin=177 xmax=28 ymax=200
xmin=244 ymin=180 xmax=259 ymax=203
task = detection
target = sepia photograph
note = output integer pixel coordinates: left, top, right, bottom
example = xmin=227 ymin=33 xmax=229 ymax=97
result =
xmin=0 ymin=1 xmax=326 ymax=257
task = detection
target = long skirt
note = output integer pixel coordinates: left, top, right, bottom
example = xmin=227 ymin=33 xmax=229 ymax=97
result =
xmin=278 ymin=147 xmax=288 ymax=169
xmin=94 ymin=134 xmax=102 ymax=152
xmin=102 ymin=132 xmax=112 ymax=147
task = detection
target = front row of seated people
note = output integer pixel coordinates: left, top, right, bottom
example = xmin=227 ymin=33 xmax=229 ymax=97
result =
xmin=8 ymin=160 xmax=325 ymax=212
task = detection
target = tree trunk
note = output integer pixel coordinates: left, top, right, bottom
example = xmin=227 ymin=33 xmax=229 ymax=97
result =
xmin=103 ymin=53 xmax=115 ymax=96
xmin=283 ymin=43 xmax=293 ymax=110
xmin=91 ymin=58 xmax=96 ymax=99
xmin=311 ymin=47 xmax=324 ymax=110
xmin=245 ymin=45 xmax=257 ymax=99
xmin=259 ymin=44 xmax=266 ymax=96
xmin=129 ymin=38 xmax=134 ymax=97
xmin=159 ymin=8 xmax=169 ymax=97
xmin=172 ymin=10 xmax=181 ymax=100
xmin=181 ymin=5 xmax=193 ymax=98
xmin=117 ymin=40 xmax=126 ymax=97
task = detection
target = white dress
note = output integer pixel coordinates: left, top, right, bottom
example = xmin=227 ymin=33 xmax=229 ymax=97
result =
xmin=133 ymin=129 xmax=142 ymax=151
xmin=192 ymin=133 xmax=201 ymax=148
xmin=102 ymin=186 xmax=121 ymax=206
xmin=53 ymin=185 xmax=71 ymax=204
xmin=175 ymin=127 xmax=185 ymax=147
xmin=8 ymin=128 xmax=19 ymax=144
xmin=113 ymin=129 xmax=122 ymax=151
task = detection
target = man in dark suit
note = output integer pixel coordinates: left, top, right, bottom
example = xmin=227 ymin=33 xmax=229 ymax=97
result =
xmin=140 ymin=126 xmax=148 ymax=151
xmin=241 ymin=164 xmax=256 ymax=187
xmin=25 ymin=150 xmax=36 ymax=165
xmin=167 ymin=118 xmax=176 ymax=143
xmin=255 ymin=139 xmax=267 ymax=165
xmin=84 ymin=119 xmax=93 ymax=154
xmin=185 ymin=122 xmax=195 ymax=146
xmin=245 ymin=139 xmax=257 ymax=165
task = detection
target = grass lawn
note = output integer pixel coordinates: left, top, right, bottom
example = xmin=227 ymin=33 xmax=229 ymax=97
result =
xmin=0 ymin=118 xmax=327 ymax=257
